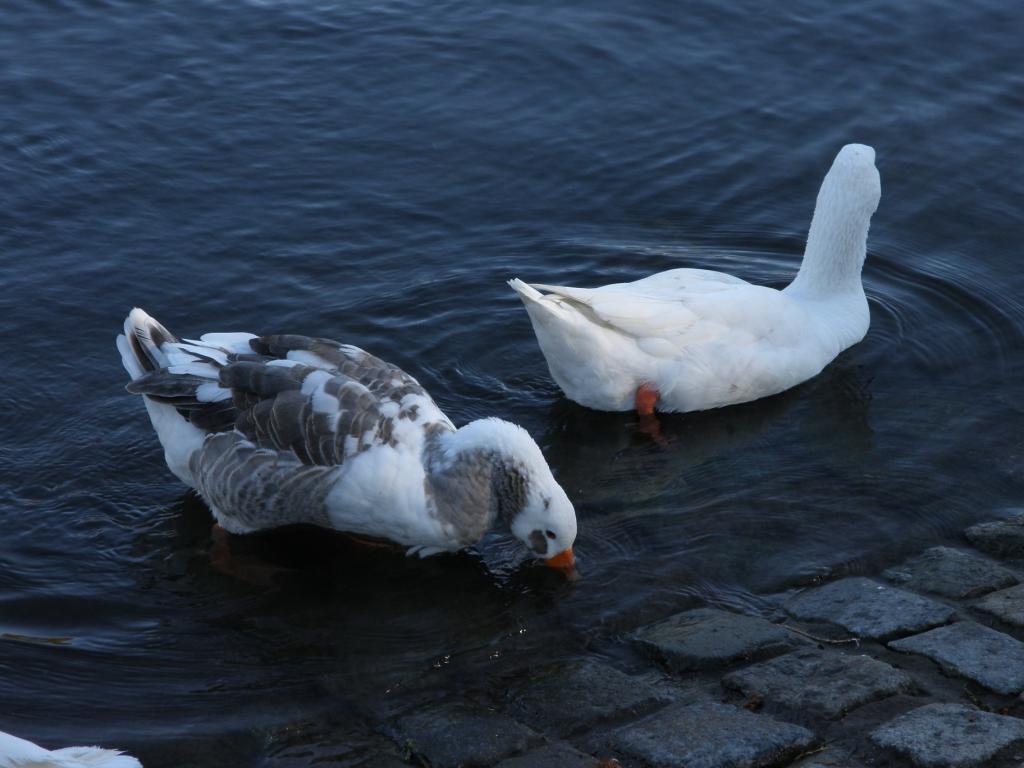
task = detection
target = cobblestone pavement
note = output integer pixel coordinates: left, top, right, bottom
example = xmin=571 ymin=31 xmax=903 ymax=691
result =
xmin=268 ymin=512 xmax=1024 ymax=767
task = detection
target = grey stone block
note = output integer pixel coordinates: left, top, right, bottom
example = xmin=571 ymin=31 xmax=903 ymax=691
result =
xmin=633 ymin=607 xmax=805 ymax=672
xmin=604 ymin=701 xmax=816 ymax=768
xmin=871 ymin=703 xmax=1024 ymax=767
xmin=883 ymin=546 xmax=1018 ymax=599
xmin=966 ymin=513 xmax=1024 ymax=559
xmin=889 ymin=621 xmax=1024 ymax=695
xmin=785 ymin=577 xmax=954 ymax=640
xmin=508 ymin=659 xmax=673 ymax=734
xmin=396 ymin=705 xmax=538 ymax=767
xmin=494 ymin=742 xmax=595 ymax=768
xmin=722 ymin=648 xmax=914 ymax=719
xmin=975 ymin=583 xmax=1024 ymax=627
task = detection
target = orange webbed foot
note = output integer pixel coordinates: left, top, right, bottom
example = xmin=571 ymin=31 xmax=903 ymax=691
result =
xmin=635 ymin=384 xmax=659 ymax=416
xmin=634 ymin=384 xmax=669 ymax=445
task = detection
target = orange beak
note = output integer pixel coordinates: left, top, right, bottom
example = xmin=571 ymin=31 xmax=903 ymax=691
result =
xmin=545 ymin=547 xmax=576 ymax=577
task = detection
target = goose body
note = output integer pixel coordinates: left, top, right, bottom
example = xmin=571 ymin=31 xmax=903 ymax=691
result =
xmin=510 ymin=144 xmax=881 ymax=414
xmin=117 ymin=312 xmax=576 ymax=569
xmin=0 ymin=730 xmax=141 ymax=768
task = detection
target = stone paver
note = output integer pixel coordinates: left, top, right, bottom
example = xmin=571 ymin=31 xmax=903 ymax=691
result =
xmin=965 ymin=513 xmax=1024 ymax=559
xmin=508 ymin=659 xmax=673 ymax=734
xmin=870 ymin=703 xmax=1024 ymax=767
xmin=722 ymin=648 xmax=914 ymax=719
xmin=633 ymin=607 xmax=806 ymax=672
xmin=889 ymin=621 xmax=1024 ymax=695
xmin=785 ymin=577 xmax=954 ymax=640
xmin=883 ymin=546 xmax=1018 ymax=599
xmin=396 ymin=705 xmax=538 ymax=767
xmin=975 ymin=583 xmax=1024 ymax=627
xmin=602 ymin=701 xmax=816 ymax=768
xmin=494 ymin=742 xmax=596 ymax=768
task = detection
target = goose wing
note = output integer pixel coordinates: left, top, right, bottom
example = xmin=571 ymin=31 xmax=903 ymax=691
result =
xmin=530 ymin=268 xmax=795 ymax=351
xmin=126 ymin=332 xmax=452 ymax=532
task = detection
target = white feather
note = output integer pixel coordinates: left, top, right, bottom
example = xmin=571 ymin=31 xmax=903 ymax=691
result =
xmin=167 ymin=362 xmax=218 ymax=378
xmin=300 ymin=370 xmax=332 ymax=395
xmin=285 ymin=349 xmax=335 ymax=369
xmin=311 ymin=386 xmax=339 ymax=415
xmin=115 ymin=334 xmax=143 ymax=380
xmin=196 ymin=382 xmax=230 ymax=402
xmin=196 ymin=332 xmax=257 ymax=352
xmin=0 ymin=730 xmax=142 ymax=768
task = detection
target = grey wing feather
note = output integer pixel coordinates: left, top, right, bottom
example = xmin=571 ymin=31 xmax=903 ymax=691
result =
xmin=206 ymin=334 xmax=440 ymax=470
xmin=126 ymin=369 xmax=238 ymax=432
xmin=125 ymin=371 xmax=211 ymax=403
xmin=250 ymin=334 xmax=429 ymax=408
xmin=225 ymin=364 xmax=390 ymax=466
xmin=126 ymin=332 xmax=439 ymax=453
xmin=134 ymin=332 xmax=447 ymax=525
xmin=189 ymin=432 xmax=335 ymax=532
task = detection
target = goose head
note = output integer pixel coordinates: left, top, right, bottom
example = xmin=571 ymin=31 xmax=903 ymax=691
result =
xmin=432 ymin=418 xmax=578 ymax=574
xmin=820 ymin=143 xmax=881 ymax=220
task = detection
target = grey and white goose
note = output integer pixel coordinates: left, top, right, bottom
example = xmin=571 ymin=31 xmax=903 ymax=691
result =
xmin=117 ymin=309 xmax=577 ymax=572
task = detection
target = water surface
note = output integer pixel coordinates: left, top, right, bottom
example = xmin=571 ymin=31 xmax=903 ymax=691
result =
xmin=2 ymin=0 xmax=1023 ymax=764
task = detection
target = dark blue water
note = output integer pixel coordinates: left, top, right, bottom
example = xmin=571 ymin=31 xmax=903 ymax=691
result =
xmin=2 ymin=0 xmax=1023 ymax=763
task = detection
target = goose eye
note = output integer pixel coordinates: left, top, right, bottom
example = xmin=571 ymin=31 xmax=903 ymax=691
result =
xmin=545 ymin=530 xmax=557 ymax=540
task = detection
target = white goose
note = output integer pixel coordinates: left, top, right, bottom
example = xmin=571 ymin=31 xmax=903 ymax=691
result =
xmin=0 ymin=730 xmax=141 ymax=768
xmin=510 ymin=143 xmax=881 ymax=416
xmin=117 ymin=310 xmax=577 ymax=573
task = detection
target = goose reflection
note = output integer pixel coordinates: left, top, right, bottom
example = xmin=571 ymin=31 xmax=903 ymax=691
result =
xmin=542 ymin=356 xmax=874 ymax=510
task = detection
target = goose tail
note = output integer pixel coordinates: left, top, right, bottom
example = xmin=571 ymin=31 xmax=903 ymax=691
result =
xmin=117 ymin=307 xmax=178 ymax=381
xmin=115 ymin=308 xmax=218 ymax=486
xmin=507 ymin=277 xmax=544 ymax=302
xmin=508 ymin=278 xmax=578 ymax=323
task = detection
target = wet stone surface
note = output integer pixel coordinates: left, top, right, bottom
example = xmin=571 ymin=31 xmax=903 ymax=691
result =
xmin=599 ymin=701 xmax=816 ymax=768
xmin=785 ymin=577 xmax=955 ymax=640
xmin=721 ymin=647 xmax=914 ymax=720
xmin=261 ymin=719 xmax=409 ymax=768
xmin=889 ymin=621 xmax=1024 ymax=695
xmin=633 ymin=607 xmax=806 ymax=673
xmin=394 ymin=704 xmax=539 ymax=767
xmin=883 ymin=546 xmax=1019 ymax=599
xmin=493 ymin=741 xmax=596 ymax=768
xmin=965 ymin=513 xmax=1024 ymax=560
xmin=398 ymin=521 xmax=1024 ymax=768
xmin=508 ymin=659 xmax=674 ymax=735
xmin=975 ymin=583 xmax=1024 ymax=627
xmin=870 ymin=703 xmax=1024 ymax=768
